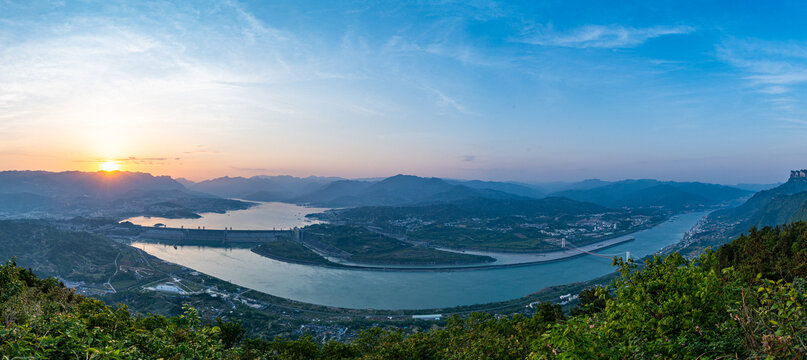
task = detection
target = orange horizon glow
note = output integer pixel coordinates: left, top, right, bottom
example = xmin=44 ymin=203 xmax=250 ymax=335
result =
xmin=99 ymin=161 xmax=120 ymax=172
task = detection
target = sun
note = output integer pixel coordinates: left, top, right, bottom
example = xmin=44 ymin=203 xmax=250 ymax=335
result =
xmin=99 ymin=161 xmax=120 ymax=172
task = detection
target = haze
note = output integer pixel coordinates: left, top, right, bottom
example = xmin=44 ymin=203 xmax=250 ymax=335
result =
xmin=1 ymin=1 xmax=806 ymax=184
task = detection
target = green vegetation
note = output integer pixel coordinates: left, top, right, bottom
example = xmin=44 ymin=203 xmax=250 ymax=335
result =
xmin=317 ymin=197 xmax=615 ymax=224
xmin=312 ymin=197 xmax=666 ymax=252
xmin=672 ymin=176 xmax=807 ymax=257
xmin=408 ymin=225 xmax=560 ymax=252
xmin=304 ymin=224 xmax=494 ymax=265
xmin=0 ymin=221 xmax=120 ymax=283
xmin=3 ymin=222 xmax=807 ymax=358
xmin=252 ymin=239 xmax=332 ymax=265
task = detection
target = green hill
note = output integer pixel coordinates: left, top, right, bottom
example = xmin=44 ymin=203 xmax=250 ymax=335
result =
xmin=677 ymin=173 xmax=807 ymax=256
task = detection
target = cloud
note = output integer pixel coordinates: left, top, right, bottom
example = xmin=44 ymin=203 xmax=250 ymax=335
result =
xmin=716 ymin=37 xmax=807 ymax=129
xmin=519 ymin=24 xmax=694 ymax=49
xmin=717 ymin=39 xmax=807 ymax=90
xmin=421 ymin=86 xmax=478 ymax=116
xmin=759 ymin=85 xmax=790 ymax=94
xmin=461 ymin=155 xmax=477 ymax=162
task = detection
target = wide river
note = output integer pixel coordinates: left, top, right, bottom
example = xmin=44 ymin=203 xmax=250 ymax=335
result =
xmin=125 ymin=201 xmax=329 ymax=230
xmin=129 ymin=202 xmax=708 ymax=310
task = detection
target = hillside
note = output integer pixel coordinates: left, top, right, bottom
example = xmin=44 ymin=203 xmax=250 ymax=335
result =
xmin=2 ymin=222 xmax=805 ymax=358
xmin=0 ymin=171 xmax=253 ymax=219
xmin=323 ymin=196 xmax=612 ymax=223
xmin=676 ymin=171 xmax=807 ymax=255
xmin=188 ymin=175 xmax=341 ymax=202
xmin=445 ymin=179 xmax=545 ymax=198
xmin=0 ymin=170 xmax=185 ymax=198
xmin=293 ymin=175 xmax=526 ymax=207
xmin=551 ymin=179 xmax=750 ymax=210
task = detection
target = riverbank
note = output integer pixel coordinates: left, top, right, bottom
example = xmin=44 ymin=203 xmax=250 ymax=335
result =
xmin=248 ymin=236 xmax=630 ymax=272
xmin=267 ymin=235 xmax=635 ymax=271
xmin=130 ymin=211 xmax=710 ymax=309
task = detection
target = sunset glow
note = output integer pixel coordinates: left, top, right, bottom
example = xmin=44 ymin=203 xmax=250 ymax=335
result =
xmin=100 ymin=161 xmax=120 ymax=172
xmin=1 ymin=1 xmax=806 ymax=183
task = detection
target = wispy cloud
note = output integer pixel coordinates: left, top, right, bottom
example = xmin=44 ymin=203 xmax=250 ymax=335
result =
xmin=780 ymin=117 xmax=807 ymax=125
xmin=519 ymin=24 xmax=694 ymax=49
xmin=716 ymin=39 xmax=807 ymax=130
xmin=424 ymin=86 xmax=476 ymax=116
xmin=717 ymin=39 xmax=807 ymax=92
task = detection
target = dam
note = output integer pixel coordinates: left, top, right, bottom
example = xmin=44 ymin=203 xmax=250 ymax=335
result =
xmin=140 ymin=226 xmax=303 ymax=244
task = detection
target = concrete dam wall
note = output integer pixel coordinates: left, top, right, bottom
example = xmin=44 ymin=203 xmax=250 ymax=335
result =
xmin=140 ymin=227 xmax=301 ymax=243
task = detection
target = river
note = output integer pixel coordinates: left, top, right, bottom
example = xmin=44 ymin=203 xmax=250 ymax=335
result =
xmin=128 ymin=202 xmax=708 ymax=310
xmin=124 ymin=201 xmax=329 ymax=230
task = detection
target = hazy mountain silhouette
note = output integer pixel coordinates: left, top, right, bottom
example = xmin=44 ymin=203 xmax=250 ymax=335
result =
xmin=0 ymin=171 xmax=250 ymax=218
xmin=186 ymin=175 xmax=342 ymax=201
xmin=293 ymin=175 xmax=526 ymax=207
xmin=550 ymin=179 xmax=750 ymax=210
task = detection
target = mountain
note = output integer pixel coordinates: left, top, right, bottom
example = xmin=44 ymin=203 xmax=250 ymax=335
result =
xmin=551 ymin=179 xmax=750 ymax=210
xmin=711 ymin=171 xmax=807 ymax=229
xmin=0 ymin=171 xmax=252 ymax=219
xmin=446 ymin=179 xmax=545 ymax=198
xmin=673 ymin=170 xmax=807 ymax=256
xmin=531 ymin=179 xmax=612 ymax=194
xmin=320 ymin=196 xmax=613 ymax=224
xmin=0 ymin=170 xmax=185 ymax=199
xmin=731 ymin=183 xmax=782 ymax=192
xmin=188 ymin=175 xmax=341 ymax=202
xmin=292 ymin=179 xmax=374 ymax=205
xmin=293 ymin=175 xmax=525 ymax=207
xmin=173 ymin=177 xmax=197 ymax=188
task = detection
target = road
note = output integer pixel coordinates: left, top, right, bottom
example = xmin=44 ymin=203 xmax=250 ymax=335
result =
xmin=104 ymin=252 xmax=120 ymax=293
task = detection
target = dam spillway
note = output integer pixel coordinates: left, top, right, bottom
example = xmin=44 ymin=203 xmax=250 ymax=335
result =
xmin=140 ymin=226 xmax=302 ymax=243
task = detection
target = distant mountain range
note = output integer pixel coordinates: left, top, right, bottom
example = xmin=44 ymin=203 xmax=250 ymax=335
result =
xmin=0 ymin=171 xmax=252 ymax=218
xmin=184 ymin=174 xmax=535 ymax=207
xmin=186 ymin=175 xmax=341 ymax=202
xmin=0 ymin=170 xmax=762 ymax=219
xmin=550 ymin=180 xmax=751 ymax=210
xmin=185 ymin=174 xmax=752 ymax=210
xmin=0 ymin=170 xmax=184 ymax=198
xmin=291 ymin=175 xmax=526 ymax=207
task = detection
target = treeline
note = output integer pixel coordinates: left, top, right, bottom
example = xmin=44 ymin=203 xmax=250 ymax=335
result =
xmin=2 ymin=223 xmax=807 ymax=359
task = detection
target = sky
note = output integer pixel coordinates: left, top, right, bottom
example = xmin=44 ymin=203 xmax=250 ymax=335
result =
xmin=1 ymin=0 xmax=806 ymax=184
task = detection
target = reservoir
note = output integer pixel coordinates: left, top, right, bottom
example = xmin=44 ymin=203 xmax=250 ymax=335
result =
xmin=125 ymin=201 xmax=329 ymax=230
xmin=129 ymin=202 xmax=708 ymax=310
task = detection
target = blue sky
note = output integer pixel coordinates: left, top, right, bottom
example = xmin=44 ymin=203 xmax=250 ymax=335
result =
xmin=1 ymin=0 xmax=806 ymax=183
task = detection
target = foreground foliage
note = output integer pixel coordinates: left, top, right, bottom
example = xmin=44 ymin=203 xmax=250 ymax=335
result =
xmin=3 ymin=223 xmax=807 ymax=359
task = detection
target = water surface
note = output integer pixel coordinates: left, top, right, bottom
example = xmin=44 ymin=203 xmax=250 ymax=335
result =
xmin=131 ymin=211 xmax=707 ymax=309
xmin=125 ymin=201 xmax=328 ymax=230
